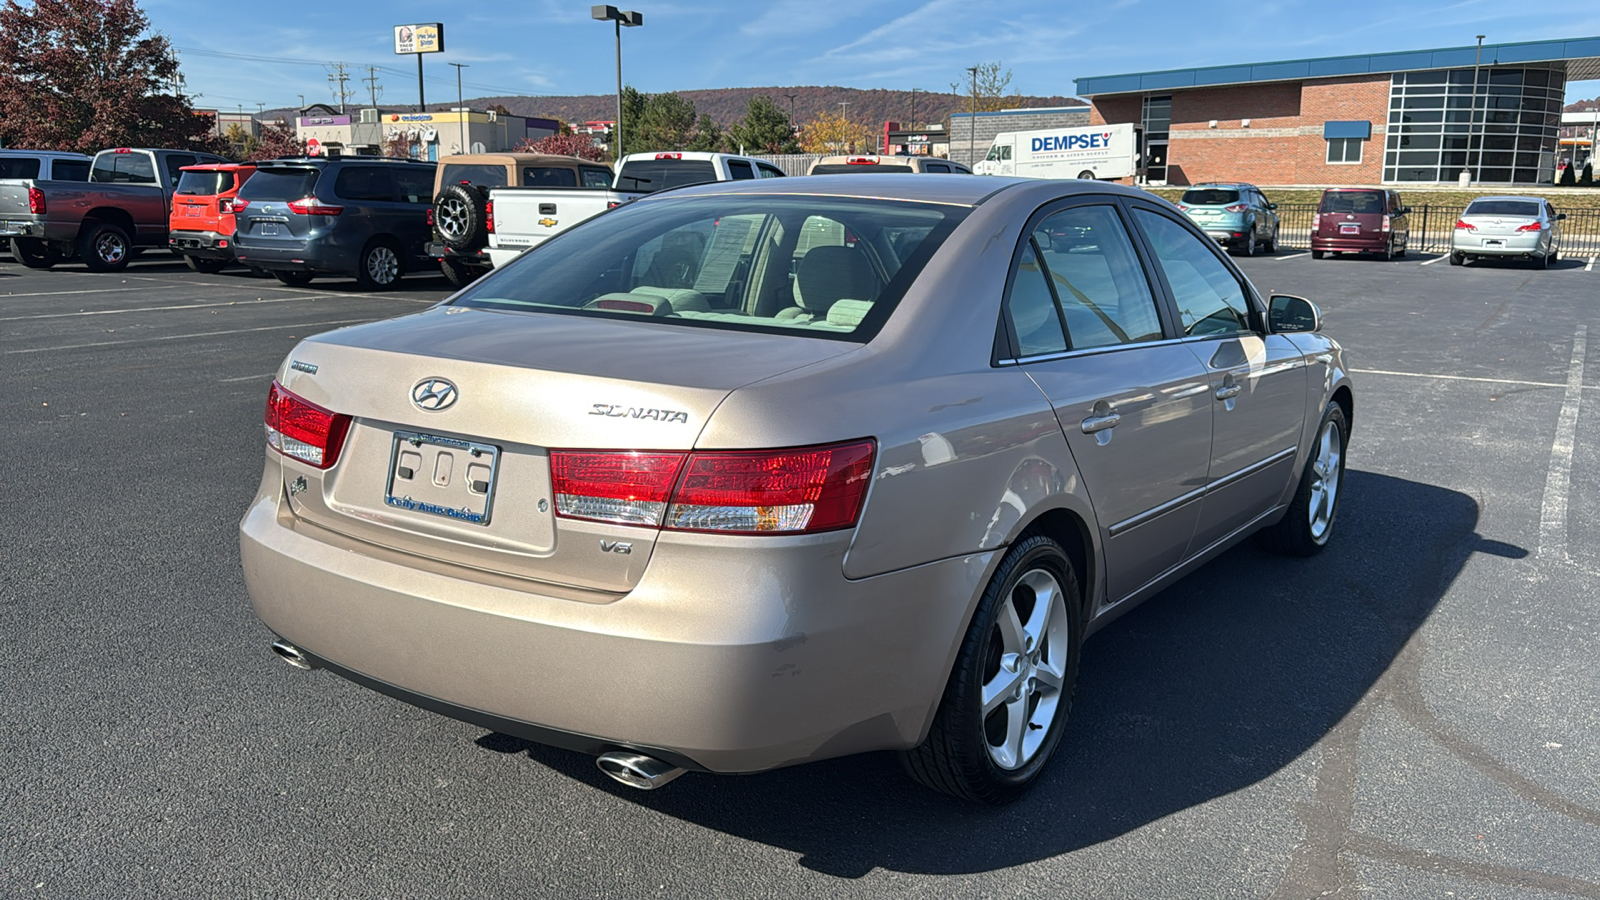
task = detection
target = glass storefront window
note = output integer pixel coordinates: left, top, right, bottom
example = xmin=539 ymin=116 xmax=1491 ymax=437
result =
xmin=1385 ymin=66 xmax=1561 ymax=183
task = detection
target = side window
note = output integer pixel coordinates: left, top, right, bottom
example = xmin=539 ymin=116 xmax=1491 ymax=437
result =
xmin=952 ymin=163 xmax=972 ymax=174
xmin=756 ymin=163 xmax=786 ymax=178
xmin=727 ymin=160 xmax=755 ymax=180
xmin=393 ymin=168 xmax=433 ymax=204
xmin=524 ymin=166 xmax=578 ymax=187
xmin=53 ymin=160 xmax=90 ymax=181
xmin=925 ymin=163 xmax=950 ymax=173
xmin=163 ymin=154 xmax=197 ymax=185
xmin=1032 ymin=205 xmax=1164 ymax=350
xmin=1005 ymin=241 xmax=1069 ymax=357
xmin=1132 ymin=209 xmax=1252 ymax=337
xmin=333 ymin=166 xmax=396 ymax=202
xmin=580 ymin=167 xmax=613 ymax=188
xmin=1001 ymin=145 xmax=1013 ymax=160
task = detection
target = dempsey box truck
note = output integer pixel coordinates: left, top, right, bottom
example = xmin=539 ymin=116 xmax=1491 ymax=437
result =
xmin=973 ymin=123 xmax=1140 ymax=180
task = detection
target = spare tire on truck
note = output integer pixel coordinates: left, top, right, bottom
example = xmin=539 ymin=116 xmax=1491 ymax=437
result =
xmin=434 ymin=183 xmax=490 ymax=252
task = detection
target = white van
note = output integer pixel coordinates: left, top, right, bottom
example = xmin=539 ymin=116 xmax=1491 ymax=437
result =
xmin=974 ymin=123 xmax=1139 ymax=180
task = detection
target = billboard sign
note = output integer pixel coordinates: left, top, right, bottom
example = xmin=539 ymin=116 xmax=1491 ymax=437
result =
xmin=394 ymin=23 xmax=444 ymax=54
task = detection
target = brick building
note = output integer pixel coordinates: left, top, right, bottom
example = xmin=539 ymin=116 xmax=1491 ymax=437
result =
xmin=1075 ymin=36 xmax=1600 ymax=186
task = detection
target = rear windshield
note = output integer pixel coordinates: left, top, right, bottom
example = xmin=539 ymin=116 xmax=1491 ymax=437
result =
xmin=175 ymin=170 xmax=233 ymax=195
xmin=811 ymin=164 xmax=915 ymax=175
xmin=1463 ymin=199 xmax=1541 ymax=218
xmin=1181 ymin=189 xmax=1240 ymax=205
xmin=1319 ymin=191 xmax=1386 ymax=214
xmin=614 ymin=159 xmax=717 ymax=193
xmin=451 ymin=194 xmax=969 ymax=342
xmin=238 ymin=167 xmax=320 ymax=200
xmin=91 ymin=152 xmax=156 ymax=185
xmin=0 ymin=157 xmax=40 ymax=179
xmin=440 ymin=163 xmax=508 ymax=189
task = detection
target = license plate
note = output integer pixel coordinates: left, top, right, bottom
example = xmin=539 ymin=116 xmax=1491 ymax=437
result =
xmin=1340 ymin=224 xmax=1361 ymax=234
xmin=258 ymin=223 xmax=280 ymax=237
xmin=1484 ymin=239 xmax=1505 ymax=247
xmin=384 ymin=431 xmax=500 ymax=525
xmin=185 ymin=206 xmax=202 ymax=217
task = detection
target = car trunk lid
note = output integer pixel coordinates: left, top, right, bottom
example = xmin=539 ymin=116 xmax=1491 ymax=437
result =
xmin=1317 ymin=190 xmax=1388 ymax=239
xmin=235 ymin=165 xmax=322 ymax=246
xmin=272 ymin=306 xmax=857 ymax=594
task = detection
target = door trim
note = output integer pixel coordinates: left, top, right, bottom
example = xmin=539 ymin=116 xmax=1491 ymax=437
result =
xmin=1107 ymin=445 xmax=1296 ymax=537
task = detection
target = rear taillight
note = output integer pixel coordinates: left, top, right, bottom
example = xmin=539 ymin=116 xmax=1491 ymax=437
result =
xmin=1312 ymin=213 xmax=1321 ymax=229
xmin=486 ymin=200 xmax=495 ymax=233
xmin=27 ymin=186 xmax=45 ymax=215
xmin=1454 ymin=219 xmax=1474 ymax=231
xmin=287 ymin=198 xmax=343 ymax=215
xmin=847 ymin=157 xmax=878 ymax=165
xmin=550 ymin=451 xmax=685 ymax=526
xmin=655 ymin=153 xmax=682 ymax=159
xmin=264 ymin=381 xmax=351 ymax=470
xmin=426 ymin=207 xmax=434 ymax=227
xmin=606 ymin=201 xmax=622 ymax=209
xmin=549 ymin=440 xmax=876 ymax=535
xmin=218 ymin=198 xmax=233 ymax=214
xmin=1224 ymin=204 xmax=1248 ymax=212
xmin=231 ymin=198 xmax=250 ymax=211
xmin=1175 ymin=204 xmax=1189 ymax=211
xmin=1380 ymin=215 xmax=1391 ymax=232
xmin=1517 ymin=221 xmax=1543 ymax=232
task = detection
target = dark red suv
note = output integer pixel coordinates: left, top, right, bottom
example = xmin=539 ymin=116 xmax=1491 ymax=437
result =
xmin=1311 ymin=188 xmax=1410 ymax=259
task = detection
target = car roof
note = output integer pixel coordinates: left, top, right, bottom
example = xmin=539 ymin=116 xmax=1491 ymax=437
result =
xmin=180 ymin=163 xmax=253 ymax=172
xmin=440 ymin=153 xmax=606 ymax=166
xmin=0 ymin=150 xmax=92 ymax=159
xmin=643 ymin=173 xmax=1133 ymax=208
xmin=1466 ymin=195 xmax=1549 ymax=202
xmin=254 ymin=157 xmax=435 ymax=167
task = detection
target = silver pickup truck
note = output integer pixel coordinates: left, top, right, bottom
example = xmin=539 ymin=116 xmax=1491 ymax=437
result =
xmin=0 ymin=147 xmax=227 ymax=270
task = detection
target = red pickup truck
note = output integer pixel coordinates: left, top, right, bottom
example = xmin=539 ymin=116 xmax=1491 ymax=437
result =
xmin=168 ymin=163 xmax=256 ymax=273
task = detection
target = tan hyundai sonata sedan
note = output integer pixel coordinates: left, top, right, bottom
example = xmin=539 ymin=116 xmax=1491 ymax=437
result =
xmin=241 ymin=174 xmax=1353 ymax=803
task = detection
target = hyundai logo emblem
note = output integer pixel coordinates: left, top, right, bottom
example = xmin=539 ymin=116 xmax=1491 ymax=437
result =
xmin=412 ymin=377 xmax=458 ymax=411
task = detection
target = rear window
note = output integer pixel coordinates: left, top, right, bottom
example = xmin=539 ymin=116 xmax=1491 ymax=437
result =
xmin=811 ymin=164 xmax=915 ymax=175
xmin=175 ymin=170 xmax=233 ymax=195
xmin=53 ymin=160 xmax=90 ymax=181
xmin=614 ymin=159 xmax=718 ymax=193
xmin=91 ymin=152 xmax=156 ymax=185
xmin=1318 ymin=191 xmax=1386 ymax=214
xmin=0 ymin=157 xmax=40 ymax=179
xmin=1463 ymin=199 xmax=1542 ymax=218
xmin=452 ymin=194 xmax=968 ymax=342
xmin=1180 ymin=189 xmax=1240 ymax=206
xmin=581 ymin=167 xmax=613 ymax=188
xmin=238 ymin=167 xmax=321 ymax=200
xmin=441 ymin=163 xmax=509 ymax=189
xmin=524 ymin=166 xmax=578 ymax=187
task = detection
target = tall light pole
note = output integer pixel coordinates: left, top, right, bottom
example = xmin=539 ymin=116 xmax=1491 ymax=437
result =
xmin=592 ymin=6 xmax=642 ymax=160
xmin=909 ymin=87 xmax=921 ymax=129
xmin=449 ymin=62 xmax=468 ymax=155
xmin=1469 ymin=34 xmax=1486 ymax=184
xmin=967 ymin=66 xmax=979 ymax=167
xmin=785 ymin=92 xmax=797 ymax=132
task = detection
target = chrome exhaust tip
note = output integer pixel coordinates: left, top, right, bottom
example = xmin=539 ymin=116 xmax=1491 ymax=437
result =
xmin=270 ymin=639 xmax=317 ymax=671
xmin=596 ymin=751 xmax=686 ymax=790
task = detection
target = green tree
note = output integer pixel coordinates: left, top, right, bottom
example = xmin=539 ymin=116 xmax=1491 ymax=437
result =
xmin=0 ymin=0 xmax=218 ymax=152
xmin=635 ymin=91 xmax=697 ymax=151
xmin=729 ymin=95 xmax=800 ymax=154
xmin=687 ymin=114 xmax=725 ymax=152
xmin=950 ymin=61 xmax=1023 ymax=114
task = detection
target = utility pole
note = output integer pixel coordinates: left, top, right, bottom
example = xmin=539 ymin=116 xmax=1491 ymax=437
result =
xmin=327 ymin=62 xmax=352 ymax=114
xmin=967 ymin=65 xmax=978 ymax=168
xmin=449 ymin=62 xmax=469 ymax=155
xmin=909 ymin=87 xmax=920 ymax=130
xmin=362 ymin=66 xmax=383 ymax=111
xmin=785 ymin=92 xmax=797 ymax=129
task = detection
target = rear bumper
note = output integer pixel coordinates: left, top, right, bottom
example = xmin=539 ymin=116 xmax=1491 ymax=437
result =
xmin=0 ymin=217 xmax=48 ymax=239
xmin=239 ymin=469 xmax=990 ymax=774
xmin=169 ymin=229 xmax=233 ymax=259
xmin=1311 ymin=234 xmax=1395 ymax=253
xmin=233 ymin=240 xmax=354 ymax=276
xmin=426 ymin=242 xmax=492 ymax=267
xmin=1451 ymin=233 xmax=1546 ymax=256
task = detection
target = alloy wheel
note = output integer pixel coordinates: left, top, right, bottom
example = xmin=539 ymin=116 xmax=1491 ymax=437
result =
xmin=1308 ymin=417 xmax=1343 ymax=542
xmin=437 ymin=197 xmax=469 ymax=239
xmin=981 ymin=567 xmax=1070 ymax=770
xmin=367 ymin=246 xmax=399 ymax=284
xmin=96 ymin=233 xmax=127 ymax=265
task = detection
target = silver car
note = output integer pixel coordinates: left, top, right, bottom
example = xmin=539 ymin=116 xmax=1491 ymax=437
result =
xmin=1450 ymin=195 xmax=1565 ymax=267
xmin=241 ymin=176 xmax=1353 ymax=803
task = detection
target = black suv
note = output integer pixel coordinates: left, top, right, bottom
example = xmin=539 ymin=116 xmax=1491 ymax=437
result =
xmin=232 ymin=157 xmax=437 ymax=289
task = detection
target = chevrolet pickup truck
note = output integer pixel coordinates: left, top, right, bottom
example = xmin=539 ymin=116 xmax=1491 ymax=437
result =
xmin=481 ymin=151 xmax=786 ymax=270
xmin=0 ymin=147 xmax=228 ymax=270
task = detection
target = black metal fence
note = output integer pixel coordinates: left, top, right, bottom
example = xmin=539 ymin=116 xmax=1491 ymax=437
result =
xmin=1271 ymin=204 xmax=1600 ymax=257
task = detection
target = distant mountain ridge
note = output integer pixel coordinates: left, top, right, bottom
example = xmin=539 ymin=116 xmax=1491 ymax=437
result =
xmin=268 ymin=86 xmax=1085 ymax=130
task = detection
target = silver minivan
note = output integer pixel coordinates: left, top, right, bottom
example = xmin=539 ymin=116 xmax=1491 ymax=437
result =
xmin=1450 ymin=196 xmax=1564 ymax=267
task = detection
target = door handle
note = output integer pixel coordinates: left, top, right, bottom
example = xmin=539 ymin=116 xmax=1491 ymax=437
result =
xmin=1081 ymin=412 xmax=1121 ymax=434
xmin=1215 ymin=382 xmax=1242 ymax=401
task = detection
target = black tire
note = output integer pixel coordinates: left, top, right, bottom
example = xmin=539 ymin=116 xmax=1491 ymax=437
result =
xmin=1551 ymin=248 xmax=1559 ymax=263
xmin=184 ymin=255 xmax=228 ymax=274
xmin=9 ymin=237 xmax=57 ymax=269
xmin=1257 ymin=402 xmax=1348 ymax=557
xmin=1311 ymin=249 xmax=1325 ymax=260
xmin=1449 ymin=251 xmax=1464 ymax=266
xmin=439 ymin=256 xmax=481 ymax=288
xmin=1240 ymin=228 xmax=1256 ymax=257
xmin=901 ymin=534 xmax=1082 ymax=804
xmin=1538 ymin=250 xmax=1550 ymax=270
xmin=273 ymin=271 xmax=314 ymax=287
xmin=434 ymin=183 xmax=489 ymax=252
xmin=1076 ymin=170 xmax=1095 ymax=180
xmin=1263 ymin=226 xmax=1277 ymax=254
xmin=78 ymin=221 xmax=132 ymax=272
xmin=355 ymin=238 xmax=403 ymax=291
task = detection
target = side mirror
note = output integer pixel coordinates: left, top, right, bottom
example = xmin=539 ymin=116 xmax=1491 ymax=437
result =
xmin=1267 ymin=202 xmax=1278 ymax=210
xmin=1556 ymin=213 xmax=1568 ymax=221
xmin=1269 ymin=294 xmax=1322 ymax=334
xmin=1398 ymin=206 xmax=1412 ymax=215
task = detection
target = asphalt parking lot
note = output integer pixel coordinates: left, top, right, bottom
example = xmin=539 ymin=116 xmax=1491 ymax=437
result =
xmin=3 ymin=248 xmax=1598 ymax=898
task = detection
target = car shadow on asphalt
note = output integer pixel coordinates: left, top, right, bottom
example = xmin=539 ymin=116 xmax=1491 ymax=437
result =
xmin=478 ymin=470 xmax=1503 ymax=878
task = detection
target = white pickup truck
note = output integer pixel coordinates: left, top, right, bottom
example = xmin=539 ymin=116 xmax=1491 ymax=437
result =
xmin=483 ymin=151 xmax=785 ymax=269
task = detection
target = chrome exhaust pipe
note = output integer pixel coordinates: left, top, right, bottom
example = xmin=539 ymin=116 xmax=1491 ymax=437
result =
xmin=596 ymin=751 xmax=686 ymax=790
xmin=270 ymin=639 xmax=317 ymax=671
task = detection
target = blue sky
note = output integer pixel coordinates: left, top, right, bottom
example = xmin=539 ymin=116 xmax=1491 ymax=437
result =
xmin=147 ymin=0 xmax=1600 ymax=113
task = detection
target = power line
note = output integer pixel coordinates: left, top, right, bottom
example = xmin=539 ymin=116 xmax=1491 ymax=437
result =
xmin=327 ymin=62 xmax=353 ymax=114
xmin=175 ymin=46 xmax=540 ymax=99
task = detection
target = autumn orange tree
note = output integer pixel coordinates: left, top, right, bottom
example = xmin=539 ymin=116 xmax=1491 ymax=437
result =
xmin=799 ymin=111 xmax=874 ymax=155
xmin=0 ymin=0 xmax=217 ymax=152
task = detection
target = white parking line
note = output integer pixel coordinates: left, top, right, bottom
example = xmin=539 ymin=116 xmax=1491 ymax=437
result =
xmin=220 ymin=373 xmax=276 ymax=383
xmin=1587 ymin=257 xmax=1596 ymax=272
xmin=0 ymin=286 xmax=156 ymax=300
xmin=1538 ymin=326 xmax=1587 ymax=561
xmin=2 ymin=318 xmax=374 ymax=355
xmin=1420 ymin=254 xmax=1450 ymax=266
xmin=1349 ymin=367 xmax=1599 ymax=391
xmin=0 ymin=296 xmax=309 ymax=322
xmin=1271 ymin=251 xmax=1307 ymax=261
